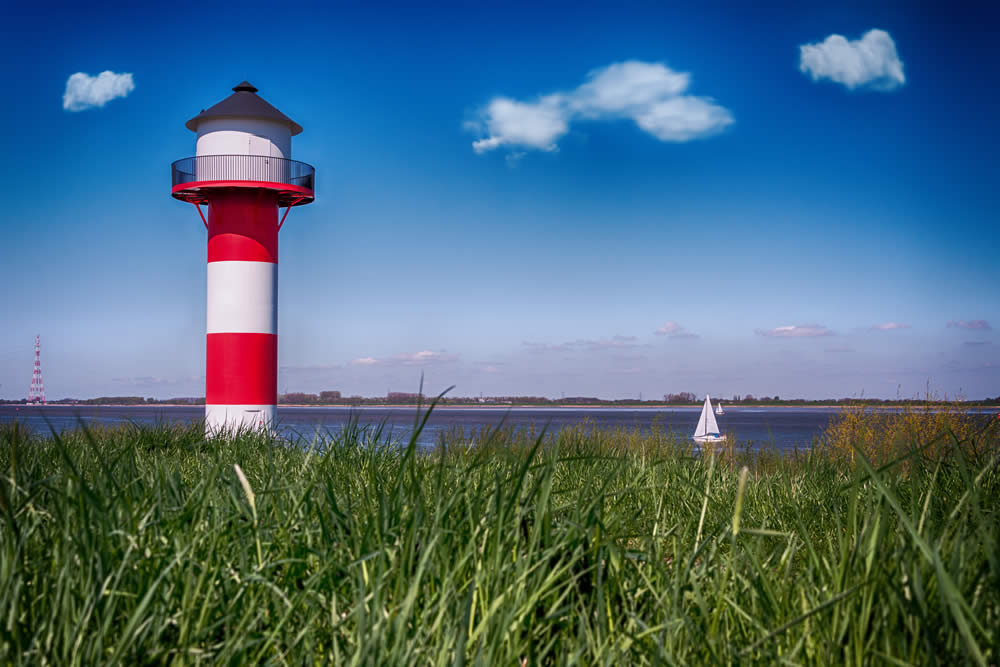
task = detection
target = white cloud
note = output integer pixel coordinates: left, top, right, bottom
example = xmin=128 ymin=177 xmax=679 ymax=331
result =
xmin=633 ymin=96 xmax=736 ymax=142
xmin=63 ymin=71 xmax=135 ymax=111
xmin=756 ymin=324 xmax=833 ymax=337
xmin=522 ymin=335 xmax=642 ymax=353
xmin=468 ymin=60 xmax=732 ymax=155
xmin=352 ymin=350 xmax=458 ymax=367
xmin=472 ymin=95 xmax=566 ymax=153
xmin=799 ymin=29 xmax=905 ymax=90
xmin=947 ymin=320 xmax=991 ymax=330
xmin=654 ymin=322 xmax=684 ymax=335
xmin=394 ymin=350 xmax=458 ymax=365
xmin=654 ymin=321 xmax=699 ymax=339
xmin=571 ymin=62 xmax=689 ymax=113
xmin=872 ymin=322 xmax=911 ymax=331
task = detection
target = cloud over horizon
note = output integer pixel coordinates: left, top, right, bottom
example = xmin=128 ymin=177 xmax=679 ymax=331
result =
xmin=473 ymin=361 xmax=504 ymax=374
xmin=522 ymin=335 xmax=641 ymax=353
xmin=799 ymin=29 xmax=905 ymax=91
xmin=756 ymin=324 xmax=833 ymax=337
xmin=351 ymin=350 xmax=459 ymax=367
xmin=468 ymin=61 xmax=732 ymax=155
xmin=654 ymin=321 xmax=700 ymax=339
xmin=947 ymin=320 xmax=991 ymax=330
xmin=63 ymin=71 xmax=135 ymax=111
xmin=110 ymin=374 xmax=202 ymax=390
xmin=872 ymin=322 xmax=911 ymax=331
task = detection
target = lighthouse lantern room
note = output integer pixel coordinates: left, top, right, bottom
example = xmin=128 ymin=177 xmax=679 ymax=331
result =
xmin=171 ymin=82 xmax=315 ymax=433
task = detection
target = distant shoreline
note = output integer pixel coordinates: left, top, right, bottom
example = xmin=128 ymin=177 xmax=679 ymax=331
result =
xmin=7 ymin=403 xmax=999 ymax=410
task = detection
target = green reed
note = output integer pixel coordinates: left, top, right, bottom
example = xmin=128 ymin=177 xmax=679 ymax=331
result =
xmin=0 ymin=407 xmax=997 ymax=664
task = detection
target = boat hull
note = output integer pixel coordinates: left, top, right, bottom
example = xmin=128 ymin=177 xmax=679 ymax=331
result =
xmin=693 ymin=434 xmax=727 ymax=444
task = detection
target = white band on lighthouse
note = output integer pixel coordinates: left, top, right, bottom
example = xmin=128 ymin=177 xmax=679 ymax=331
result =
xmin=205 ymin=404 xmax=277 ymax=432
xmin=207 ymin=261 xmax=278 ymax=335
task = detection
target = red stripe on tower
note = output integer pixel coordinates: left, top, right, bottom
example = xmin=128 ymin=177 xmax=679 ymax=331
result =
xmin=207 ymin=190 xmax=280 ymax=263
xmin=206 ymin=333 xmax=278 ymax=405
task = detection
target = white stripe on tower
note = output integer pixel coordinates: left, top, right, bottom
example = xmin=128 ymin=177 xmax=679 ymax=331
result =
xmin=206 ymin=261 xmax=278 ymax=334
xmin=205 ymin=404 xmax=276 ymax=431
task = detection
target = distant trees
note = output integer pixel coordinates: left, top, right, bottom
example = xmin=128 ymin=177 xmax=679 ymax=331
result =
xmin=560 ymin=396 xmax=601 ymax=405
xmin=386 ymin=392 xmax=424 ymax=404
xmin=4 ymin=391 xmax=998 ymax=408
xmin=279 ymin=393 xmax=318 ymax=405
xmin=278 ymin=391 xmax=345 ymax=405
xmin=75 ymin=396 xmax=148 ymax=405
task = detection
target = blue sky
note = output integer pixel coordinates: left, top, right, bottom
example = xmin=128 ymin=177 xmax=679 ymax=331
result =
xmin=1 ymin=0 xmax=998 ymax=400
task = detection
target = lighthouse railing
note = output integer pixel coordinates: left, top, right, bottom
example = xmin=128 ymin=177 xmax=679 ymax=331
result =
xmin=172 ymin=155 xmax=314 ymax=191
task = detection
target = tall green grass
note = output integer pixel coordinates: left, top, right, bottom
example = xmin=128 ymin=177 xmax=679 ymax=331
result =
xmin=0 ymin=409 xmax=997 ymax=664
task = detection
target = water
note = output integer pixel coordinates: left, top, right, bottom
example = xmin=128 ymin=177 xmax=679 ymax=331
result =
xmin=0 ymin=404 xmax=848 ymax=450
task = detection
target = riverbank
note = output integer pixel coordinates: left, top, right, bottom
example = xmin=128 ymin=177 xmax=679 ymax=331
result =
xmin=0 ymin=403 xmax=893 ymax=450
xmin=9 ymin=402 xmax=999 ymax=410
xmin=1 ymin=416 xmax=996 ymax=663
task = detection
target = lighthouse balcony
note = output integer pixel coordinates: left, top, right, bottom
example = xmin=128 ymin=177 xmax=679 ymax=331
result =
xmin=171 ymin=154 xmax=315 ymax=206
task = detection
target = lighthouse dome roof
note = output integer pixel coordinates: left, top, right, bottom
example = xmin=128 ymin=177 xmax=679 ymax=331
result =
xmin=185 ymin=81 xmax=303 ymax=135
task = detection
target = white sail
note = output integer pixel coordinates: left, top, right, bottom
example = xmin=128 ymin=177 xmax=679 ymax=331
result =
xmin=706 ymin=398 xmax=720 ymax=434
xmin=694 ymin=395 xmax=721 ymax=437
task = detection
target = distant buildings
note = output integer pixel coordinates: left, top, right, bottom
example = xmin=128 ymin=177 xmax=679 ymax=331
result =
xmin=387 ymin=392 xmax=423 ymax=402
xmin=277 ymin=391 xmax=341 ymax=405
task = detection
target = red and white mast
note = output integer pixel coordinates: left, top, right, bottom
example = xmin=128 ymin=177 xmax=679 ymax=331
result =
xmin=171 ymin=82 xmax=315 ymax=433
xmin=28 ymin=335 xmax=45 ymax=404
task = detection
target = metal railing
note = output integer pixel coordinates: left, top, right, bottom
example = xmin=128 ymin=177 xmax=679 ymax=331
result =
xmin=172 ymin=155 xmax=315 ymax=191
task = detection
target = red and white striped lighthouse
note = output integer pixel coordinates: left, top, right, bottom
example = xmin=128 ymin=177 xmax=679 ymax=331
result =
xmin=171 ymin=81 xmax=314 ymax=433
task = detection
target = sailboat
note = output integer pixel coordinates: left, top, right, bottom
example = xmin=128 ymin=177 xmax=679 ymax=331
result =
xmin=693 ymin=395 xmax=727 ymax=443
xmin=715 ymin=401 xmax=725 ymax=415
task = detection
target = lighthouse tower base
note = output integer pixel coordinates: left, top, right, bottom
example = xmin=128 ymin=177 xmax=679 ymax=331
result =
xmin=205 ymin=404 xmax=277 ymax=434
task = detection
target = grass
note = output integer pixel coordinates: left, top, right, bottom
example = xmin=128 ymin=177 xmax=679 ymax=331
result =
xmin=0 ymin=404 xmax=998 ymax=664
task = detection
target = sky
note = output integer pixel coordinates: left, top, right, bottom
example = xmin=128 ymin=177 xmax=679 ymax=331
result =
xmin=1 ymin=0 xmax=998 ymax=401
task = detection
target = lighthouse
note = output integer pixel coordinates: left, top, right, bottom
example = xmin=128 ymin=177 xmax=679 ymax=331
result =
xmin=171 ymin=82 xmax=315 ymax=433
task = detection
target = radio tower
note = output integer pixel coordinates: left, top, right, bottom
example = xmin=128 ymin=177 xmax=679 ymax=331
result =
xmin=28 ymin=335 xmax=45 ymax=405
